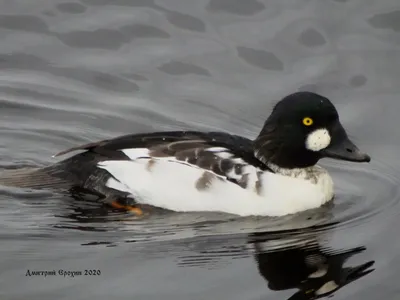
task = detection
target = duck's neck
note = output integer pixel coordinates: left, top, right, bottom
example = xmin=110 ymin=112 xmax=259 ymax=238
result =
xmin=254 ymin=144 xmax=320 ymax=170
xmin=265 ymin=162 xmax=328 ymax=184
xmin=253 ymin=130 xmax=320 ymax=169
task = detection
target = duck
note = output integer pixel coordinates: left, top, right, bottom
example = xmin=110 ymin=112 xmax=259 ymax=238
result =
xmin=0 ymin=92 xmax=370 ymax=217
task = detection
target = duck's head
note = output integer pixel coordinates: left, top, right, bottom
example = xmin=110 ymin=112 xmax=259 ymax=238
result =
xmin=254 ymin=92 xmax=371 ymax=169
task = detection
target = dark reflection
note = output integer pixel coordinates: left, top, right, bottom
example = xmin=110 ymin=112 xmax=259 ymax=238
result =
xmin=42 ymin=10 xmax=57 ymax=17
xmin=81 ymin=241 xmax=116 ymax=246
xmin=54 ymin=188 xmax=158 ymax=226
xmin=349 ymin=75 xmax=367 ymax=88
xmin=158 ymin=60 xmax=211 ymax=76
xmin=0 ymin=53 xmax=139 ymax=92
xmin=56 ymin=2 xmax=87 ymax=14
xmin=299 ymin=28 xmax=326 ymax=47
xmin=164 ymin=11 xmax=206 ymax=32
xmin=80 ymin=0 xmax=157 ymax=7
xmin=119 ymin=24 xmax=170 ymax=39
xmin=0 ymin=53 xmax=49 ymax=70
xmin=237 ymin=46 xmax=284 ymax=71
xmin=0 ymin=14 xmax=50 ymax=33
xmin=80 ymin=0 xmax=206 ymax=32
xmin=56 ymin=23 xmax=170 ymax=50
xmin=55 ymin=188 xmax=122 ymax=224
xmin=56 ymin=67 xmax=140 ymax=92
xmin=121 ymin=73 xmax=149 ymax=81
xmin=52 ymin=189 xmax=170 ymax=246
xmin=250 ymin=231 xmax=375 ymax=300
xmin=368 ymin=10 xmax=400 ymax=32
xmin=57 ymin=27 xmax=154 ymax=50
xmin=206 ymin=0 xmax=265 ymax=16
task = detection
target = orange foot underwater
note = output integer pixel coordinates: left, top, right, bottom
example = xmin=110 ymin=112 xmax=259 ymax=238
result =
xmin=109 ymin=200 xmax=144 ymax=216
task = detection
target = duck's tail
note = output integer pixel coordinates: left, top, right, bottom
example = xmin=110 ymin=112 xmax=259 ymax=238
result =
xmin=0 ymin=167 xmax=72 ymax=189
xmin=0 ymin=152 xmax=129 ymax=200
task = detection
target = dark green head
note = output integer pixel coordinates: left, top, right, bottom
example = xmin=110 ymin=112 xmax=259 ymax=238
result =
xmin=254 ymin=92 xmax=370 ymax=169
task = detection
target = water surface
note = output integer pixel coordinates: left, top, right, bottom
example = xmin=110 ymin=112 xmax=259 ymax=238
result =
xmin=1 ymin=0 xmax=400 ymax=299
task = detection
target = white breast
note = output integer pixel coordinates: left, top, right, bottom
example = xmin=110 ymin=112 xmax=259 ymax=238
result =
xmin=97 ymin=157 xmax=334 ymax=217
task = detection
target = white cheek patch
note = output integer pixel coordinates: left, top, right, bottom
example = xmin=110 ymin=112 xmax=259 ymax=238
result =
xmin=305 ymin=128 xmax=331 ymax=152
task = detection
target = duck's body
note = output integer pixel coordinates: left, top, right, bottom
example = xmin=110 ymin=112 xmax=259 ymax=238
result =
xmin=0 ymin=92 xmax=370 ymax=216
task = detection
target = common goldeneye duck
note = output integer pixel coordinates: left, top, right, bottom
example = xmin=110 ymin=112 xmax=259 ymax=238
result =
xmin=0 ymin=92 xmax=370 ymax=217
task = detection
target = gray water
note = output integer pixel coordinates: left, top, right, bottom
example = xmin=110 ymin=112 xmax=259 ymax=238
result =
xmin=1 ymin=0 xmax=400 ymax=299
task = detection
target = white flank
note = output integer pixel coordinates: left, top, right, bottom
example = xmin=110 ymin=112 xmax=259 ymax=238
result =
xmin=122 ymin=148 xmax=150 ymax=159
xmin=305 ymin=128 xmax=331 ymax=152
xmin=215 ymin=152 xmax=234 ymax=159
xmin=206 ymin=147 xmax=228 ymax=152
xmin=97 ymin=158 xmax=334 ymax=217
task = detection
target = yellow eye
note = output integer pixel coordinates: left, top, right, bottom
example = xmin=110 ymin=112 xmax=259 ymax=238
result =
xmin=302 ymin=117 xmax=313 ymax=126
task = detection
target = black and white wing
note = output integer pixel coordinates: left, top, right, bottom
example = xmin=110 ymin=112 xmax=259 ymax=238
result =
xmin=53 ymin=131 xmax=271 ymax=189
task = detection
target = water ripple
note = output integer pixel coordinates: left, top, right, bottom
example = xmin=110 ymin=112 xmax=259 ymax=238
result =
xmin=1 ymin=1 xmax=400 ymax=298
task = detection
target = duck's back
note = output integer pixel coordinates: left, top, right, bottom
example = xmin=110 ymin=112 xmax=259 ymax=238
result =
xmin=0 ymin=131 xmax=266 ymax=198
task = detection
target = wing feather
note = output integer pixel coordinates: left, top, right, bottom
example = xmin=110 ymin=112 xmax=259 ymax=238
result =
xmin=52 ymin=131 xmax=272 ymax=190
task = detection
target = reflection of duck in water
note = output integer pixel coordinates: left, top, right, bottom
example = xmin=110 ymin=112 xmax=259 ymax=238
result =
xmin=59 ymin=197 xmax=374 ymax=300
xmin=250 ymin=232 xmax=374 ymax=299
